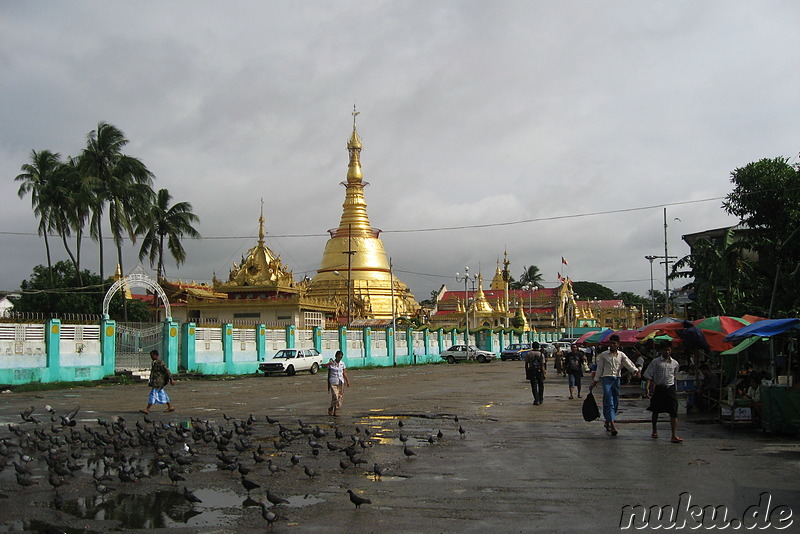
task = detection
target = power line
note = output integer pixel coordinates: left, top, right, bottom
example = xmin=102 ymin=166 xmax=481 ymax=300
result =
xmin=1 ymin=195 xmax=728 ymax=240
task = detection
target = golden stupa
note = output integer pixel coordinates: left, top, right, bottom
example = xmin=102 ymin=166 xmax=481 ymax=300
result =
xmin=305 ymin=109 xmax=419 ymax=323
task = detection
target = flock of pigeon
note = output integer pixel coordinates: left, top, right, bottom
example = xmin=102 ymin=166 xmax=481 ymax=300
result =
xmin=1 ymin=404 xmax=467 ymax=530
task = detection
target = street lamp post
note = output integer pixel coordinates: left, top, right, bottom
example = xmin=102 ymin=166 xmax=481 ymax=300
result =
xmin=523 ymin=284 xmax=534 ymax=329
xmin=455 ymin=267 xmax=471 ymax=345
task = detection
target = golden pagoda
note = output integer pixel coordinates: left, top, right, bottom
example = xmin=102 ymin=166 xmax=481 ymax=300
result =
xmin=305 ymin=109 xmax=419 ymax=323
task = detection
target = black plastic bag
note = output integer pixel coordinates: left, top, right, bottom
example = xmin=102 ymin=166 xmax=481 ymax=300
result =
xmin=582 ymin=392 xmax=600 ymax=422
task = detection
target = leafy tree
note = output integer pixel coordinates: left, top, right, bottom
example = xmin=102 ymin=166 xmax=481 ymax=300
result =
xmin=571 ymin=281 xmax=615 ymax=301
xmin=80 ymin=122 xmax=154 ymax=283
xmin=671 ymin=229 xmax=754 ymax=316
xmin=15 ymin=149 xmax=63 ymax=287
xmin=136 ymin=188 xmax=200 ymax=282
xmin=722 ymin=156 xmax=800 ymax=316
xmin=10 ymin=261 xmax=151 ymax=321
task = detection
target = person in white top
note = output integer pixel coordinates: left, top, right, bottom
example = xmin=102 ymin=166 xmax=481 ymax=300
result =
xmin=643 ymin=341 xmax=682 ymax=443
xmin=588 ymin=334 xmax=639 ymax=436
xmin=322 ymin=350 xmax=350 ymax=416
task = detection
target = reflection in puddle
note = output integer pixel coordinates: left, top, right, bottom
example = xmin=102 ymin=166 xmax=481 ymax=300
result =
xmin=62 ymin=488 xmax=240 ymax=529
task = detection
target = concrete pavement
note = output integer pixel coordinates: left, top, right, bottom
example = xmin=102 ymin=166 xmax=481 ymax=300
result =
xmin=0 ymin=361 xmax=797 ymax=532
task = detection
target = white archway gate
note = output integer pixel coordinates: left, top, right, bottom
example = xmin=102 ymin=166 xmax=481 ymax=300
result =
xmin=104 ymin=266 xmax=172 ymax=371
xmin=102 ymin=265 xmax=171 ymax=320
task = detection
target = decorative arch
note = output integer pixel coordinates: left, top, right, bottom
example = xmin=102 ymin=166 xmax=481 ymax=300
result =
xmin=103 ymin=265 xmax=171 ymax=320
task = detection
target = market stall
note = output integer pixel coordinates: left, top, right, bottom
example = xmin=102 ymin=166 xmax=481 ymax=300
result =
xmin=724 ymin=318 xmax=800 ymax=433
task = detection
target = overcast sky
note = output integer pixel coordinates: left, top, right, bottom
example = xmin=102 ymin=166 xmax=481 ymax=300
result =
xmin=2 ymin=1 xmax=798 ymax=304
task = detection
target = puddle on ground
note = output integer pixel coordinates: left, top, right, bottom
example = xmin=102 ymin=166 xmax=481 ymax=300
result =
xmin=61 ymin=488 xmax=240 ymax=529
xmin=285 ymin=494 xmax=326 ymax=506
xmin=364 ymin=474 xmax=409 ymax=482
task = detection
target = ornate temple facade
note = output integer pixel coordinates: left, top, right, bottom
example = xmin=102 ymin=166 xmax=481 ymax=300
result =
xmin=431 ymin=254 xmax=580 ymax=331
xmin=158 ymin=207 xmax=337 ymax=327
xmin=303 ymin=112 xmax=419 ymax=324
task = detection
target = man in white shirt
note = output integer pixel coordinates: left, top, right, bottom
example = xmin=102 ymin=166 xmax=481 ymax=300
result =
xmin=589 ymin=334 xmax=639 ymax=436
xmin=644 ymin=341 xmax=682 ymax=443
xmin=322 ymin=350 xmax=350 ymax=416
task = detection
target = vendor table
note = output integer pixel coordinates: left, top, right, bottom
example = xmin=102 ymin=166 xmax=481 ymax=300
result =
xmin=760 ymin=385 xmax=800 ymax=434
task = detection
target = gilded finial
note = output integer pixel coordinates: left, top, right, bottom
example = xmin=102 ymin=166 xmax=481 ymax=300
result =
xmin=258 ymin=199 xmax=265 ymax=247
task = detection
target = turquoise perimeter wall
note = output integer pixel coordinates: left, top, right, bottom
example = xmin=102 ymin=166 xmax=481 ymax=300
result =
xmin=0 ymin=320 xmax=562 ymax=385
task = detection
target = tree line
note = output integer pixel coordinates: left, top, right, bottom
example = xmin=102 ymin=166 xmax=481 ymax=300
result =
xmin=14 ymin=122 xmax=200 ymax=292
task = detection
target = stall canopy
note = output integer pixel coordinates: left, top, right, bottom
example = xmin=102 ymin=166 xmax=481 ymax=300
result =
xmin=724 ymin=318 xmax=800 ymax=342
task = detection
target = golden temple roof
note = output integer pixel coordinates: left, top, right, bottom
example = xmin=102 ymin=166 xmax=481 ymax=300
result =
xmin=472 ymin=274 xmax=495 ymax=314
xmin=214 ymin=203 xmax=296 ymax=292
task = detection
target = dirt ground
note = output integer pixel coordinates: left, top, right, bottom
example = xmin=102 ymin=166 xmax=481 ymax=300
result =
xmin=1 ymin=361 xmax=798 ymax=533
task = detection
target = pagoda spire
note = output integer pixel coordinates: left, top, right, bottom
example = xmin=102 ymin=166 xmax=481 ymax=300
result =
xmin=258 ymin=198 xmax=265 ymax=247
xmin=336 ymin=105 xmax=373 ymax=238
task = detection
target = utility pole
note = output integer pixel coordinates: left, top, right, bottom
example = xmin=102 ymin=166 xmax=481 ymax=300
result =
xmin=342 ymin=224 xmax=356 ymax=327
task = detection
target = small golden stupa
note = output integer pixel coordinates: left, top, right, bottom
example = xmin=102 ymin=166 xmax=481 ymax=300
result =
xmin=305 ymin=109 xmax=419 ymax=323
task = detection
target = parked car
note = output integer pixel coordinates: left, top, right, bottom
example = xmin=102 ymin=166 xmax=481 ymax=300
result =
xmin=440 ymin=345 xmax=496 ymax=364
xmin=552 ymin=341 xmax=572 ymax=353
xmin=500 ymin=343 xmax=533 ymax=361
xmin=258 ymin=348 xmax=323 ymax=376
xmin=538 ymin=342 xmax=555 ymax=356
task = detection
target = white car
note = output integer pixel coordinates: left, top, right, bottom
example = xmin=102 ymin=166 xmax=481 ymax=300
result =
xmin=440 ymin=345 xmax=496 ymax=364
xmin=258 ymin=348 xmax=323 ymax=376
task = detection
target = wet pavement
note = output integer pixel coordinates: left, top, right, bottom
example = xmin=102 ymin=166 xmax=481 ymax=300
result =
xmin=0 ymin=362 xmax=798 ymax=532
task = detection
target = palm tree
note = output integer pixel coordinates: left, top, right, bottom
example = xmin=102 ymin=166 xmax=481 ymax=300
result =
xmin=519 ymin=265 xmax=544 ymax=289
xmin=80 ymin=122 xmax=154 ymax=283
xmin=136 ymin=188 xmax=200 ymax=282
xmin=15 ymin=149 xmax=63 ymax=286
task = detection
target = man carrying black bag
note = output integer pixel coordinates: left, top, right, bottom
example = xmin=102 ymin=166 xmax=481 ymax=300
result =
xmin=525 ymin=342 xmax=547 ymax=405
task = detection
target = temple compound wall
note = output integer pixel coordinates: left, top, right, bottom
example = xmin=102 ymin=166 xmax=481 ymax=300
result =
xmin=0 ymin=320 xmax=565 ymax=386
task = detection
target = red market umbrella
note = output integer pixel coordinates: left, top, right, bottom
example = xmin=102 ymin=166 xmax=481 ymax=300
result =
xmin=575 ymin=331 xmax=600 ymax=344
xmin=692 ymin=316 xmax=752 ymax=352
xmin=607 ymin=329 xmax=645 ymax=346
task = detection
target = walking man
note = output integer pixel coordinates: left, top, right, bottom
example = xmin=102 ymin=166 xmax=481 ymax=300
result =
xmin=565 ymin=344 xmax=585 ymax=399
xmin=525 ymin=342 xmax=547 ymax=405
xmin=141 ymin=350 xmax=175 ymax=414
xmin=644 ymin=341 xmax=683 ymax=443
xmin=322 ymin=350 xmax=350 ymax=416
xmin=588 ymin=335 xmax=638 ymax=436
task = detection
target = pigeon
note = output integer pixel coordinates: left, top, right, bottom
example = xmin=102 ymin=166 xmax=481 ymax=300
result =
xmin=454 ymin=415 xmax=459 ymax=423
xmin=182 ymin=487 xmax=203 ymax=503
xmin=373 ymin=463 xmax=384 ymax=480
xmin=53 ymin=490 xmax=64 ymax=511
xmin=259 ymin=503 xmax=279 ymax=528
xmin=290 ymin=454 xmax=301 ymax=466
xmin=403 ymin=446 xmax=416 ymax=458
xmin=303 ymin=465 xmax=319 ymax=479
xmin=459 ymin=426 xmax=466 ymax=438
xmin=16 ymin=473 xmax=37 ymax=488
xmin=266 ymin=416 xmax=279 ymax=425
xmin=241 ymin=476 xmax=260 ymax=493
xmin=60 ymin=405 xmax=80 ymax=427
xmin=399 ymin=433 xmax=408 ymax=443
xmin=266 ymin=490 xmax=290 ymax=506
xmin=347 ymin=489 xmax=372 ymax=510
xmin=437 ymin=429 xmax=443 ymax=440
xmin=398 ymin=420 xmax=404 ymax=428
xmin=339 ymin=459 xmax=350 ymax=470
xmin=20 ymin=406 xmax=37 ymax=423
xmin=266 ymin=460 xmax=285 ymax=475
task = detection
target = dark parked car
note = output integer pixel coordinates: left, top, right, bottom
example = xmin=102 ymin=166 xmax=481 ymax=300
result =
xmin=500 ymin=343 xmax=533 ymax=361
